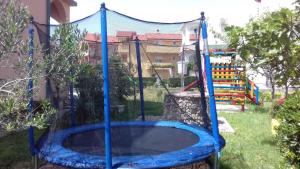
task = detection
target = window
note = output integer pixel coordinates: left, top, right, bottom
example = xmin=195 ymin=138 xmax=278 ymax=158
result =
xmin=121 ymin=54 xmax=128 ymax=62
xmin=154 ymin=56 xmax=163 ymax=63
xmin=155 ymin=40 xmax=162 ymax=45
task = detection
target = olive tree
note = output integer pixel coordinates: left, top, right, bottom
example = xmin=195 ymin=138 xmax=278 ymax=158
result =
xmin=45 ymin=24 xmax=87 ymax=111
xmin=0 ymin=0 xmax=55 ymax=132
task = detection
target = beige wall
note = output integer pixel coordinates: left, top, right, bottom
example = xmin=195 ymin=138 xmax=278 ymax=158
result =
xmin=21 ymin=0 xmax=48 ymax=24
xmin=51 ymin=0 xmax=73 ymax=23
xmin=21 ymin=0 xmax=74 ymax=23
xmin=0 ymin=0 xmax=75 ymax=99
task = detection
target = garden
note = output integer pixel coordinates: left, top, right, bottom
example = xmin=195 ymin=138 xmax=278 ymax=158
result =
xmin=1 ymin=88 xmax=299 ymax=169
xmin=0 ymin=0 xmax=300 ymax=169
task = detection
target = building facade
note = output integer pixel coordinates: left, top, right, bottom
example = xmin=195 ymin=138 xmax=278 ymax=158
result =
xmin=0 ymin=0 xmax=76 ymax=98
xmin=85 ymin=31 xmax=196 ymax=79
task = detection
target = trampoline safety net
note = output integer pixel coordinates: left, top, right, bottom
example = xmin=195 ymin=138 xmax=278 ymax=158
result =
xmin=31 ymin=4 xmax=224 ymax=169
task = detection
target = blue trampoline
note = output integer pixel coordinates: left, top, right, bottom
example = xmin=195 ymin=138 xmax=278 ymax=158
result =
xmin=27 ymin=3 xmax=225 ymax=169
xmin=37 ymin=121 xmax=225 ymax=168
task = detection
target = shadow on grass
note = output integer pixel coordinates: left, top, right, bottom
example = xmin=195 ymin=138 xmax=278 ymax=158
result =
xmin=0 ymin=129 xmax=44 ymax=168
xmin=246 ymin=104 xmax=271 ymax=114
xmin=112 ymin=100 xmax=164 ymax=121
xmin=220 ymin=152 xmax=251 ymax=169
xmin=261 ymin=138 xmax=277 ymax=146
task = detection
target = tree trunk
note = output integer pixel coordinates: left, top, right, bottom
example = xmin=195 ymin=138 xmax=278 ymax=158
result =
xmin=285 ymin=83 xmax=289 ymax=98
xmin=55 ymin=85 xmax=62 ymax=111
xmin=270 ymin=76 xmax=276 ymax=101
xmin=133 ymin=81 xmax=137 ymax=113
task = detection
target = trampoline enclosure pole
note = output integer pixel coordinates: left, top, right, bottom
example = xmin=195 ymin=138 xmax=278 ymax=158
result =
xmin=135 ymin=38 xmax=145 ymax=121
xmin=28 ymin=16 xmax=36 ymax=156
xmin=255 ymin=86 xmax=259 ymax=105
xmin=69 ymin=79 xmax=75 ymax=126
xmin=100 ymin=3 xmax=112 ymax=169
xmin=200 ymin=12 xmax=221 ymax=155
xmin=195 ymin=41 xmax=209 ymax=127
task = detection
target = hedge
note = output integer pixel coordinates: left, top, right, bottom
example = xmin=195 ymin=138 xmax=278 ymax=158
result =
xmin=133 ymin=76 xmax=197 ymax=88
xmin=274 ymin=91 xmax=300 ymax=167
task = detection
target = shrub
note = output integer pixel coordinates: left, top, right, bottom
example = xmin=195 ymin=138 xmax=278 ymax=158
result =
xmin=169 ymin=77 xmax=181 ymax=87
xmin=133 ymin=76 xmax=197 ymax=88
xmin=0 ymin=98 xmax=55 ymax=131
xmin=264 ymin=92 xmax=272 ymax=102
xmin=75 ymin=57 xmax=133 ymax=122
xmin=185 ymin=76 xmax=197 ymax=85
xmin=275 ymin=91 xmax=300 ymax=166
xmin=75 ymin=64 xmax=103 ymax=121
xmin=275 ymin=92 xmax=283 ymax=100
xmin=143 ymin=77 xmax=157 ymax=87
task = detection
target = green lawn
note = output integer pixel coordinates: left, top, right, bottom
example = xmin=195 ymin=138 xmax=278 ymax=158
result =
xmin=219 ymin=104 xmax=283 ymax=169
xmin=0 ymin=129 xmax=44 ymax=168
xmin=0 ymin=88 xmax=284 ymax=168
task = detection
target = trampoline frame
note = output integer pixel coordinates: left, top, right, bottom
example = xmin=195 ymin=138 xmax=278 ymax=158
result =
xmin=26 ymin=3 xmax=224 ymax=169
xmin=38 ymin=121 xmax=224 ymax=169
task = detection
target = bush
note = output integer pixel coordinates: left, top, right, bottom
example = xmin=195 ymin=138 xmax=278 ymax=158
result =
xmin=169 ymin=77 xmax=181 ymax=87
xmin=264 ymin=92 xmax=272 ymax=102
xmin=0 ymin=98 xmax=55 ymax=131
xmin=75 ymin=64 xmax=103 ymax=121
xmin=274 ymin=91 xmax=300 ymax=166
xmin=263 ymin=91 xmax=284 ymax=102
xmin=75 ymin=57 xmax=133 ymax=122
xmin=185 ymin=76 xmax=197 ymax=85
xmin=143 ymin=77 xmax=156 ymax=87
xmin=133 ymin=76 xmax=197 ymax=88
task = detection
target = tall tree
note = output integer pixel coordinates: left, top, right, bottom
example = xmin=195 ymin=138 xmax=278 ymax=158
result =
xmin=0 ymin=0 xmax=29 ymax=59
xmin=0 ymin=0 xmax=55 ymax=131
xmin=45 ymin=24 xmax=87 ymax=111
xmin=225 ymin=8 xmax=299 ymax=99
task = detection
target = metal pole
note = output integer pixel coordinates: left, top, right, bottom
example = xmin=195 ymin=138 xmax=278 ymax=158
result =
xmin=28 ymin=16 xmax=36 ymax=156
xmin=195 ymin=41 xmax=209 ymax=127
xmin=255 ymin=86 xmax=259 ymax=105
xmin=46 ymin=0 xmax=52 ymax=100
xmin=201 ymin=12 xmax=221 ymax=157
xmin=69 ymin=76 xmax=75 ymax=126
xmin=33 ymin=155 xmax=38 ymax=169
xmin=135 ymin=38 xmax=145 ymax=121
xmin=181 ymin=45 xmax=185 ymax=89
xmin=100 ymin=3 xmax=112 ymax=169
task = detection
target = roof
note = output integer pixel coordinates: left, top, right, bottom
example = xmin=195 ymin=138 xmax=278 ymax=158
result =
xmin=68 ymin=0 xmax=77 ymax=6
xmin=133 ymin=35 xmax=147 ymax=41
xmin=116 ymin=31 xmax=137 ymax=37
xmin=85 ymin=32 xmax=196 ymax=42
xmin=85 ymin=33 xmax=118 ymax=43
xmin=145 ymin=33 xmax=182 ymax=40
xmin=51 ymin=0 xmax=77 ymax=6
xmin=189 ymin=34 xmax=197 ymax=40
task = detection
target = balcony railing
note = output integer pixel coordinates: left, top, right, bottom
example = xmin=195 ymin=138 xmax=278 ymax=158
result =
xmin=117 ymin=45 xmax=129 ymax=53
xmin=143 ymin=62 xmax=175 ymax=69
xmin=146 ymin=45 xmax=180 ymax=54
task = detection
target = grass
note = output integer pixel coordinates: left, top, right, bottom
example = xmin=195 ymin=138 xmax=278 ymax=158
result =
xmin=0 ymin=131 xmax=31 ymax=168
xmin=113 ymin=87 xmax=167 ymax=120
xmin=0 ymin=129 xmax=44 ymax=169
xmin=219 ymin=103 xmax=283 ymax=169
xmin=0 ymin=87 xmax=284 ymax=168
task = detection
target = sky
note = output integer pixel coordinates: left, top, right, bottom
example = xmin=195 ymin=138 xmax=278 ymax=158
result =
xmin=67 ymin=0 xmax=295 ymax=85
xmin=69 ymin=0 xmax=295 ymax=27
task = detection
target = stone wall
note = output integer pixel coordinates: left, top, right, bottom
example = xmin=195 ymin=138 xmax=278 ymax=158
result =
xmin=163 ymin=92 xmax=210 ymax=127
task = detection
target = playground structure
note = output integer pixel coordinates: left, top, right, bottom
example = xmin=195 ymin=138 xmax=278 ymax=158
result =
xmin=27 ymin=4 xmax=225 ymax=169
xmin=212 ymin=61 xmax=247 ymax=111
xmin=183 ymin=49 xmax=260 ymax=111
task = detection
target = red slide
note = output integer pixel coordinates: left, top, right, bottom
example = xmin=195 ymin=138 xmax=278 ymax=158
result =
xmin=182 ymin=80 xmax=198 ymax=91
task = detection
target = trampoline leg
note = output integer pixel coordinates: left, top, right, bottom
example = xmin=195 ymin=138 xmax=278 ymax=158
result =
xmin=32 ymin=155 xmax=38 ymax=169
xmin=213 ymin=155 xmax=220 ymax=169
